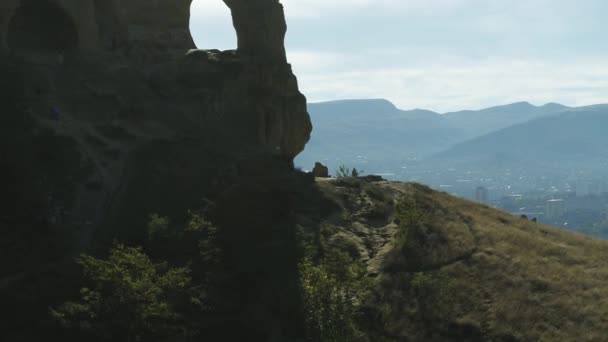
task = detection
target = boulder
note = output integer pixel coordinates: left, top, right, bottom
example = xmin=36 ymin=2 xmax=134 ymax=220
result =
xmin=312 ymin=162 xmax=329 ymax=178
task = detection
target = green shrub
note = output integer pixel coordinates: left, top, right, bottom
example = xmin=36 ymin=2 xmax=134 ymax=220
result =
xmin=394 ymin=193 xmax=428 ymax=249
xmin=146 ymin=212 xmax=221 ymax=272
xmin=147 ymin=214 xmax=172 ymax=241
xmin=336 ymin=165 xmax=351 ymax=178
xmin=51 ymin=244 xmax=195 ymax=341
xmin=300 ymin=250 xmax=372 ymax=341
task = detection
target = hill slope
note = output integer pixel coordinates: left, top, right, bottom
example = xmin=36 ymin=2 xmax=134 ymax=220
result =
xmin=433 ymin=105 xmax=608 ymax=171
xmin=304 ymin=178 xmax=608 ymax=341
xmin=6 ymin=166 xmax=607 ymax=341
xmin=444 ymin=101 xmax=570 ymax=137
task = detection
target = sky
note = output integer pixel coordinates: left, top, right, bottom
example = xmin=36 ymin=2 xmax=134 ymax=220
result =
xmin=189 ymin=0 xmax=608 ymax=112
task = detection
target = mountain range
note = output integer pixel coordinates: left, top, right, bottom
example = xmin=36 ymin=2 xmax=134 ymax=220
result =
xmin=296 ymin=99 xmax=607 ymax=174
xmin=435 ymin=104 xmax=608 ymax=170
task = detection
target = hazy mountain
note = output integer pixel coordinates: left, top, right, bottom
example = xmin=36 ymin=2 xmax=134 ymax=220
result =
xmin=444 ymin=101 xmax=570 ymax=136
xmin=433 ymin=105 xmax=608 ymax=170
xmin=297 ymin=99 xmax=464 ymax=172
xmin=296 ymin=99 xmax=571 ymax=173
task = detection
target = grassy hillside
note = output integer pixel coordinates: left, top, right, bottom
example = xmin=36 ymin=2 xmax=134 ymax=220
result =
xmin=306 ymin=178 xmax=608 ymax=341
xmin=5 ymin=165 xmax=608 ymax=341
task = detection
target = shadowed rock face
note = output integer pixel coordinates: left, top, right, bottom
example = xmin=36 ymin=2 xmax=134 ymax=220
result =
xmin=7 ymin=1 xmax=79 ymax=52
xmin=0 ymin=0 xmax=311 ymax=253
xmin=223 ymin=0 xmax=288 ymax=63
xmin=0 ymin=0 xmax=310 ymax=157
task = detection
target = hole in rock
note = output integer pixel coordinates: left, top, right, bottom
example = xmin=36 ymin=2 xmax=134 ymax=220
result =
xmin=189 ymin=0 xmax=236 ymax=50
xmin=7 ymin=0 xmax=79 ymax=52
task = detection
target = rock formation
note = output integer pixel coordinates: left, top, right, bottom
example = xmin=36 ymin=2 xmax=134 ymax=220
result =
xmin=0 ymin=0 xmax=311 ymax=257
xmin=0 ymin=1 xmax=315 ymax=339
xmin=312 ymin=162 xmax=329 ymax=178
xmin=0 ymin=0 xmax=310 ymax=156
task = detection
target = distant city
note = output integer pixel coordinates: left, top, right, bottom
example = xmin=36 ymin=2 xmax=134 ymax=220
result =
xmin=377 ymin=158 xmax=605 ymax=235
xmin=411 ymin=167 xmax=608 ymax=237
xmin=307 ymin=160 xmax=608 ymax=239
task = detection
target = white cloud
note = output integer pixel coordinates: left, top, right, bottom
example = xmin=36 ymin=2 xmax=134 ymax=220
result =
xmin=287 ymin=50 xmax=346 ymax=73
xmin=280 ymin=0 xmax=477 ymax=17
xmin=293 ymin=52 xmax=608 ymax=112
xmin=188 ymin=1 xmax=608 ymax=112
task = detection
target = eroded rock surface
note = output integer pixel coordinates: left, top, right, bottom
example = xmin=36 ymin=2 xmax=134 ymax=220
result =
xmin=0 ymin=0 xmax=311 ymax=263
xmin=312 ymin=162 xmax=330 ymax=178
xmin=0 ymin=0 xmax=310 ymax=154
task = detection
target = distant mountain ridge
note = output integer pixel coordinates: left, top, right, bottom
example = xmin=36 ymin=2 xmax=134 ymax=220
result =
xmin=296 ymin=98 xmax=590 ymax=172
xmin=307 ymin=99 xmax=443 ymax=121
xmin=432 ymin=104 xmax=608 ymax=170
xmin=299 ymin=99 xmax=461 ymax=172
xmin=443 ymin=101 xmax=571 ymax=137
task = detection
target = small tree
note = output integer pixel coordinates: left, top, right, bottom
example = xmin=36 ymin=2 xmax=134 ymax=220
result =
xmin=299 ymin=250 xmax=372 ymax=341
xmin=300 ymin=260 xmax=358 ymax=341
xmin=336 ymin=165 xmax=351 ymax=178
xmin=51 ymin=244 xmax=194 ymax=341
xmin=147 ymin=214 xmax=172 ymax=241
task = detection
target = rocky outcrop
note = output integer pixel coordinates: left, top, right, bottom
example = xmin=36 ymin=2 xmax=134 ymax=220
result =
xmin=312 ymin=162 xmax=330 ymax=178
xmin=0 ymin=0 xmax=311 ymax=266
xmin=223 ymin=0 xmax=287 ymax=63
xmin=1 ymin=2 xmax=311 ymax=339
xmin=0 ymin=0 xmax=195 ymax=52
xmin=0 ymin=0 xmax=310 ymax=156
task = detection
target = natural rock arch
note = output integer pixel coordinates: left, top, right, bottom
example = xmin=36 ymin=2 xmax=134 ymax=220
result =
xmin=7 ymin=0 xmax=79 ymax=52
xmin=188 ymin=0 xmax=288 ymax=62
xmin=0 ymin=0 xmax=310 ymax=159
xmin=189 ymin=0 xmax=237 ymax=50
xmin=222 ymin=0 xmax=288 ymax=63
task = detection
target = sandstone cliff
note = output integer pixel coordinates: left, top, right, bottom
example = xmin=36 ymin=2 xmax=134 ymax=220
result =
xmin=1 ymin=0 xmax=310 ymax=154
xmin=0 ymin=0 xmax=311 ymax=256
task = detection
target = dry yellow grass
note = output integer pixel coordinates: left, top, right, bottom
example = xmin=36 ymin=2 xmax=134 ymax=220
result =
xmin=312 ymin=179 xmax=608 ymax=341
xmin=429 ymin=186 xmax=608 ymax=341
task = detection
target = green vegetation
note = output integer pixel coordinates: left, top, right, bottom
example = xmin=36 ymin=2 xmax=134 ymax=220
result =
xmin=336 ymin=165 xmax=351 ymax=178
xmin=51 ymin=245 xmax=195 ymax=340
xmin=410 ymin=272 xmax=454 ymax=324
xmin=368 ymin=182 xmax=608 ymax=340
xmin=8 ymin=157 xmax=608 ymax=341
xmin=335 ymin=165 xmax=364 ymax=178
xmin=299 ymin=249 xmax=372 ymax=341
xmin=51 ymin=213 xmax=222 ymax=341
xmin=393 ymin=192 xmax=428 ymax=248
xmin=368 ymin=190 xmax=457 ymax=337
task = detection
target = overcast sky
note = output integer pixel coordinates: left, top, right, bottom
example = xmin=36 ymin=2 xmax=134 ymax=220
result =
xmin=190 ymin=0 xmax=608 ymax=112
